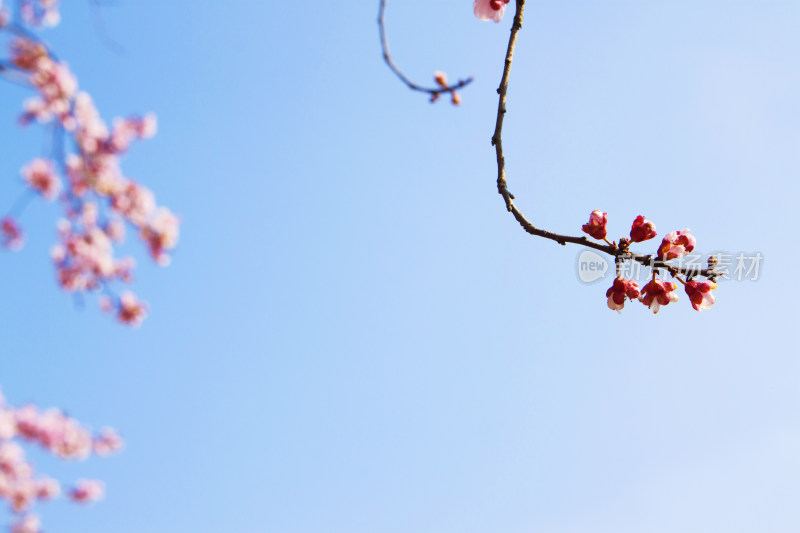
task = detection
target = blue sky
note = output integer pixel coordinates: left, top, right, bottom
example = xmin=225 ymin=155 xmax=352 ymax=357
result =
xmin=1 ymin=1 xmax=799 ymax=532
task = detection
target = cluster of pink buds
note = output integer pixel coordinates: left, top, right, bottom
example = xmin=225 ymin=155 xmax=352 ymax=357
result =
xmin=0 ymin=388 xmax=121 ymax=533
xmin=605 ymin=277 xmax=640 ymax=312
xmin=582 ymin=210 xmax=608 ymax=240
xmin=473 ymin=0 xmax=511 ymax=23
xmin=1 ymin=22 xmax=179 ymax=326
xmin=430 ymin=71 xmax=462 ymax=105
xmin=581 ymin=210 xmax=718 ymax=314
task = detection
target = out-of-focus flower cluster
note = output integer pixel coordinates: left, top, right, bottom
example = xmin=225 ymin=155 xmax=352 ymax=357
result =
xmin=0 ymin=388 xmax=121 ymax=533
xmin=0 ymin=7 xmax=179 ymax=326
xmin=20 ymin=0 xmax=60 ymax=28
xmin=581 ymin=210 xmax=717 ymax=314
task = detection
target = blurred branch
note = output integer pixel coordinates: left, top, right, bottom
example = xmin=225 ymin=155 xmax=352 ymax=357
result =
xmin=377 ymin=0 xmax=473 ymax=101
xmin=88 ymin=0 xmax=126 ymax=55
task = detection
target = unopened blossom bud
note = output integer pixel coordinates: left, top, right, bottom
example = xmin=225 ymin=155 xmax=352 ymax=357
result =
xmin=639 ymin=278 xmax=679 ymax=314
xmin=605 ymin=277 xmax=640 ymax=312
xmin=657 ymin=229 xmax=695 ymax=260
xmin=433 ymin=71 xmax=448 ymax=88
xmin=581 ymin=210 xmax=607 ymax=240
xmin=451 ymin=91 xmax=462 ymax=106
xmin=684 ymin=279 xmax=717 ymax=311
xmin=629 ymin=215 xmax=656 ymax=242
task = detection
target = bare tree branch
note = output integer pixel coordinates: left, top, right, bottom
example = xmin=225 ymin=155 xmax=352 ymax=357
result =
xmin=490 ymin=0 xmax=720 ymax=280
xmin=378 ymin=0 xmax=473 ymax=101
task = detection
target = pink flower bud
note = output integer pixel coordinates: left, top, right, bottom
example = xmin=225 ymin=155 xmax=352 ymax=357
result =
xmin=433 ymin=71 xmax=448 ymax=88
xmin=581 ymin=210 xmax=607 ymax=240
xmin=639 ymin=278 xmax=679 ymax=314
xmin=629 ymin=215 xmax=656 ymax=242
xmin=605 ymin=277 xmax=640 ymax=312
xmin=684 ymin=280 xmax=717 ymax=311
xmin=657 ymin=229 xmax=695 ymax=260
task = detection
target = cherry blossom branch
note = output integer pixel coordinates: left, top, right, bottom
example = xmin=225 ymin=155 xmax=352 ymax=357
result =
xmin=0 ymin=1 xmax=179 ymax=326
xmin=490 ymin=0 xmax=719 ymax=282
xmin=0 ymin=388 xmax=123 ymax=533
xmin=377 ymin=0 xmax=473 ymax=103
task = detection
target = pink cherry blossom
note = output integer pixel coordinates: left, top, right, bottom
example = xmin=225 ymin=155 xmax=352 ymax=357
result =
xmin=581 ymin=210 xmax=607 ymax=240
xmin=4 ymin=12 xmax=178 ymax=325
xmin=0 ymin=410 xmax=17 ymax=440
xmin=10 ymin=514 xmax=41 ymax=533
xmin=10 ymin=38 xmax=47 ymax=71
xmin=117 ymin=291 xmax=148 ymax=327
xmin=629 ymin=215 xmax=656 ymax=242
xmin=1 ymin=217 xmax=24 ymax=250
xmin=140 ymin=207 xmax=180 ymax=266
xmin=684 ymin=279 xmax=717 ymax=311
xmin=35 ymin=478 xmax=60 ymax=500
xmin=21 ymin=158 xmax=61 ymax=201
xmin=20 ymin=0 xmax=60 ymax=27
xmin=473 ymin=0 xmax=511 ymax=23
xmin=26 ymin=56 xmax=77 ymax=127
xmin=92 ymin=428 xmax=123 ymax=456
xmin=68 ymin=480 xmax=104 ymax=504
xmin=639 ymin=278 xmax=679 ymax=314
xmin=111 ymin=181 xmax=156 ymax=227
xmin=110 ymin=114 xmax=158 ymax=152
xmin=51 ymin=220 xmax=135 ymax=292
xmin=657 ymin=229 xmax=696 ymax=260
xmin=605 ymin=277 xmax=640 ymax=312
xmin=0 ymin=388 xmax=121 ymax=532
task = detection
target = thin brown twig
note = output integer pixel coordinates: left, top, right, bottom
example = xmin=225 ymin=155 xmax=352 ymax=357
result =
xmin=490 ymin=0 xmax=720 ymax=280
xmin=378 ymin=0 xmax=473 ymax=100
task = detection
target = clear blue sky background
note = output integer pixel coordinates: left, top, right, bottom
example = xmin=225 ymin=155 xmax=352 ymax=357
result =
xmin=1 ymin=1 xmax=799 ymax=532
